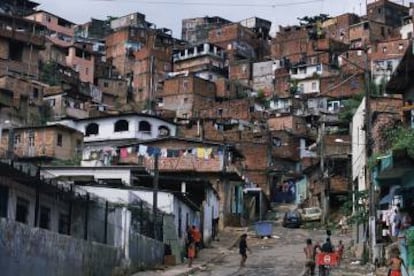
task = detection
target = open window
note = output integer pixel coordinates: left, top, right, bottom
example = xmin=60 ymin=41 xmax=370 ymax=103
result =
xmin=85 ymin=123 xmax=99 ymax=136
xmin=138 ymin=121 xmax=151 ymax=133
xmin=114 ymin=119 xmax=129 ymax=132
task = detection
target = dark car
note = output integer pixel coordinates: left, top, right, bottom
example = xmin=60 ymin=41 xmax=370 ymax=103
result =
xmin=282 ymin=210 xmax=302 ymax=228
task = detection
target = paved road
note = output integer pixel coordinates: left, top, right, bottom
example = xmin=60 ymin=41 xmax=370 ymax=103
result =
xmin=193 ymin=225 xmax=331 ymax=276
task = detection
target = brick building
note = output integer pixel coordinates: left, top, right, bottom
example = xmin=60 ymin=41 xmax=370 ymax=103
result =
xmin=0 ymin=124 xmax=83 ymax=162
xmin=181 ymin=16 xmax=231 ymax=45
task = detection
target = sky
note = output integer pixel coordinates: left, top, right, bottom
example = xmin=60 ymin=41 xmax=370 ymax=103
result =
xmin=33 ymin=0 xmax=376 ymax=38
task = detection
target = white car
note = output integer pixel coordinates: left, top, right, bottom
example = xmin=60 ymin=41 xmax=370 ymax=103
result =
xmin=299 ymin=207 xmax=322 ymax=222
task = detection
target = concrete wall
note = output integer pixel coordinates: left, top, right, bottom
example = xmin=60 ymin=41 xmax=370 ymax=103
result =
xmin=129 ymin=231 xmax=164 ymax=270
xmin=0 ymin=218 xmax=122 ymax=276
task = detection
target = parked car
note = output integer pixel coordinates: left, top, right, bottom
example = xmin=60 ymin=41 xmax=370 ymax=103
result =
xmin=282 ymin=210 xmax=302 ymax=228
xmin=299 ymin=207 xmax=322 ymax=222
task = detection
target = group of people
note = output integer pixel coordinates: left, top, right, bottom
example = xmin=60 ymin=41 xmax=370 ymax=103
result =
xmin=303 ymin=230 xmax=344 ymax=276
xmin=186 ymin=225 xmax=202 ymax=267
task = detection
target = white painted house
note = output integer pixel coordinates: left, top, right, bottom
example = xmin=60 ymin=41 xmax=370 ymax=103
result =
xmin=48 ymin=113 xmax=177 ymax=167
xmin=49 ymin=113 xmax=177 ymax=143
xmin=352 ymin=97 xmax=367 ymax=193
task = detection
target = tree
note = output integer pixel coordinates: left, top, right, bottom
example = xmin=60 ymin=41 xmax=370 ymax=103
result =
xmin=338 ymin=93 xmax=364 ymax=123
xmin=40 ymin=62 xmax=61 ymax=86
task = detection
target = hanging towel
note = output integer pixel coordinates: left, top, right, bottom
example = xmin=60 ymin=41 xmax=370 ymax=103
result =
xmin=139 ymin=145 xmax=148 ymax=156
xmin=120 ymin=148 xmax=128 ymax=158
xmin=161 ymin=148 xmax=168 ymax=157
xmin=127 ymin=147 xmax=133 ymax=154
xmin=197 ymin=148 xmax=205 ymax=159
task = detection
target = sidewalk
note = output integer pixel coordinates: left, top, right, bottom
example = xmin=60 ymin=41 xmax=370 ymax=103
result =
xmin=132 ymin=227 xmax=246 ymax=276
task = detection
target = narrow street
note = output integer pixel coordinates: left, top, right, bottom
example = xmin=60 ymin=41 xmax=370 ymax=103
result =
xmin=193 ymin=225 xmax=335 ymax=276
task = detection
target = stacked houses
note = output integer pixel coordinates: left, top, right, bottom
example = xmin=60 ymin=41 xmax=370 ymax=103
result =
xmin=0 ymin=0 xmax=413 ymax=273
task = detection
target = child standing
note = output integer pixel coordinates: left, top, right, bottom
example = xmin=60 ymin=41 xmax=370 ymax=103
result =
xmin=187 ymin=241 xmax=196 ymax=267
xmin=239 ymin=233 xmax=251 ymax=267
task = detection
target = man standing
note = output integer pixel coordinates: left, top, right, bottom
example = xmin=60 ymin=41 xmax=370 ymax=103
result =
xmin=304 ymin=238 xmax=316 ymax=275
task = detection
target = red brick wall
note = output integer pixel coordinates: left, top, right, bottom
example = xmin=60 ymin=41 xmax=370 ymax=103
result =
xmin=198 ymin=98 xmax=253 ymax=120
xmin=268 ymin=116 xmax=307 ymax=134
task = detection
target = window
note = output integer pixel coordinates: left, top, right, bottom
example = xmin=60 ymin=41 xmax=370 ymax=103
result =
xmin=183 ymin=80 xmax=189 ymax=90
xmin=114 ymin=119 xmax=129 ymax=132
xmin=138 ymin=121 xmax=151 ymax=132
xmin=28 ymin=131 xmax=35 ymax=147
xmin=57 ymin=133 xmax=63 ymax=147
xmin=298 ymin=83 xmax=304 ymax=93
xmin=85 ymin=123 xmax=99 ymax=136
xmin=16 ymin=197 xmax=29 ymax=224
xmin=183 ymin=97 xmax=188 ymax=104
xmin=272 ymin=137 xmax=282 ymax=147
xmin=58 ymin=213 xmax=70 ymax=234
xmin=0 ymin=186 xmax=8 ymax=218
xmin=85 ymin=67 xmax=89 ymax=75
xmin=383 ymin=47 xmax=387 ymax=53
xmin=48 ymin=99 xmax=56 ymax=107
xmin=311 ymin=82 xmax=317 ymax=91
xmin=39 ymin=206 xmax=51 ymax=229
xmin=76 ymin=139 xmax=82 ymax=155
xmin=158 ymin=126 xmax=170 ymax=137
xmin=328 ymin=101 xmax=341 ymax=111
xmin=9 ymin=41 xmax=24 ymax=61
xmin=33 ymin=88 xmax=39 ymax=98
xmin=14 ymin=134 xmax=21 ymax=145
xmin=103 ymin=82 xmax=109 ymax=88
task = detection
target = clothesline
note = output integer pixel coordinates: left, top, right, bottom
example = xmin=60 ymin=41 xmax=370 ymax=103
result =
xmin=119 ymin=144 xmax=225 ymax=160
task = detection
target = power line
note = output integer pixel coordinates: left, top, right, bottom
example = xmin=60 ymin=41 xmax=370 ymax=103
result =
xmin=90 ymin=0 xmax=323 ymax=8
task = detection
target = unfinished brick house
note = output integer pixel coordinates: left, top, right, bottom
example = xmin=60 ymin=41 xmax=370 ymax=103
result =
xmin=0 ymin=124 xmax=83 ymax=162
xmin=26 ymin=10 xmax=75 ymax=47
xmin=0 ymin=13 xmax=45 ymax=78
xmin=105 ymin=13 xmax=174 ymax=108
xmin=0 ymin=75 xmax=47 ymax=124
xmin=181 ymin=16 xmax=231 ymax=45
xmin=43 ymin=86 xmax=90 ymax=120
xmin=159 ymin=75 xmax=216 ymax=120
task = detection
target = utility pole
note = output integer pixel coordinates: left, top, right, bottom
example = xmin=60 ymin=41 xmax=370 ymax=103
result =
xmin=152 ymin=152 xmax=159 ymax=240
xmin=364 ymin=47 xmax=375 ymax=262
xmin=320 ymin=114 xmax=327 ymax=225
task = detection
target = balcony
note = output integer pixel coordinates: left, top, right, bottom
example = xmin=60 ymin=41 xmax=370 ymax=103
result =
xmin=65 ymin=107 xmax=89 ymax=119
xmin=0 ymin=14 xmax=45 ymax=47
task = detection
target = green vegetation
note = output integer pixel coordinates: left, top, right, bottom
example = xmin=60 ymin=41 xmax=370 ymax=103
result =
xmin=338 ymin=93 xmax=364 ymax=123
xmin=339 ymin=190 xmax=369 ymax=225
xmin=40 ymin=62 xmax=61 ymax=86
xmin=385 ymin=126 xmax=414 ymax=157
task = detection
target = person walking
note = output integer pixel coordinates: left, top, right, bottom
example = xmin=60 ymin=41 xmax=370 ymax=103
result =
xmin=239 ymin=233 xmax=251 ymax=267
xmin=304 ymin=238 xmax=316 ymax=275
